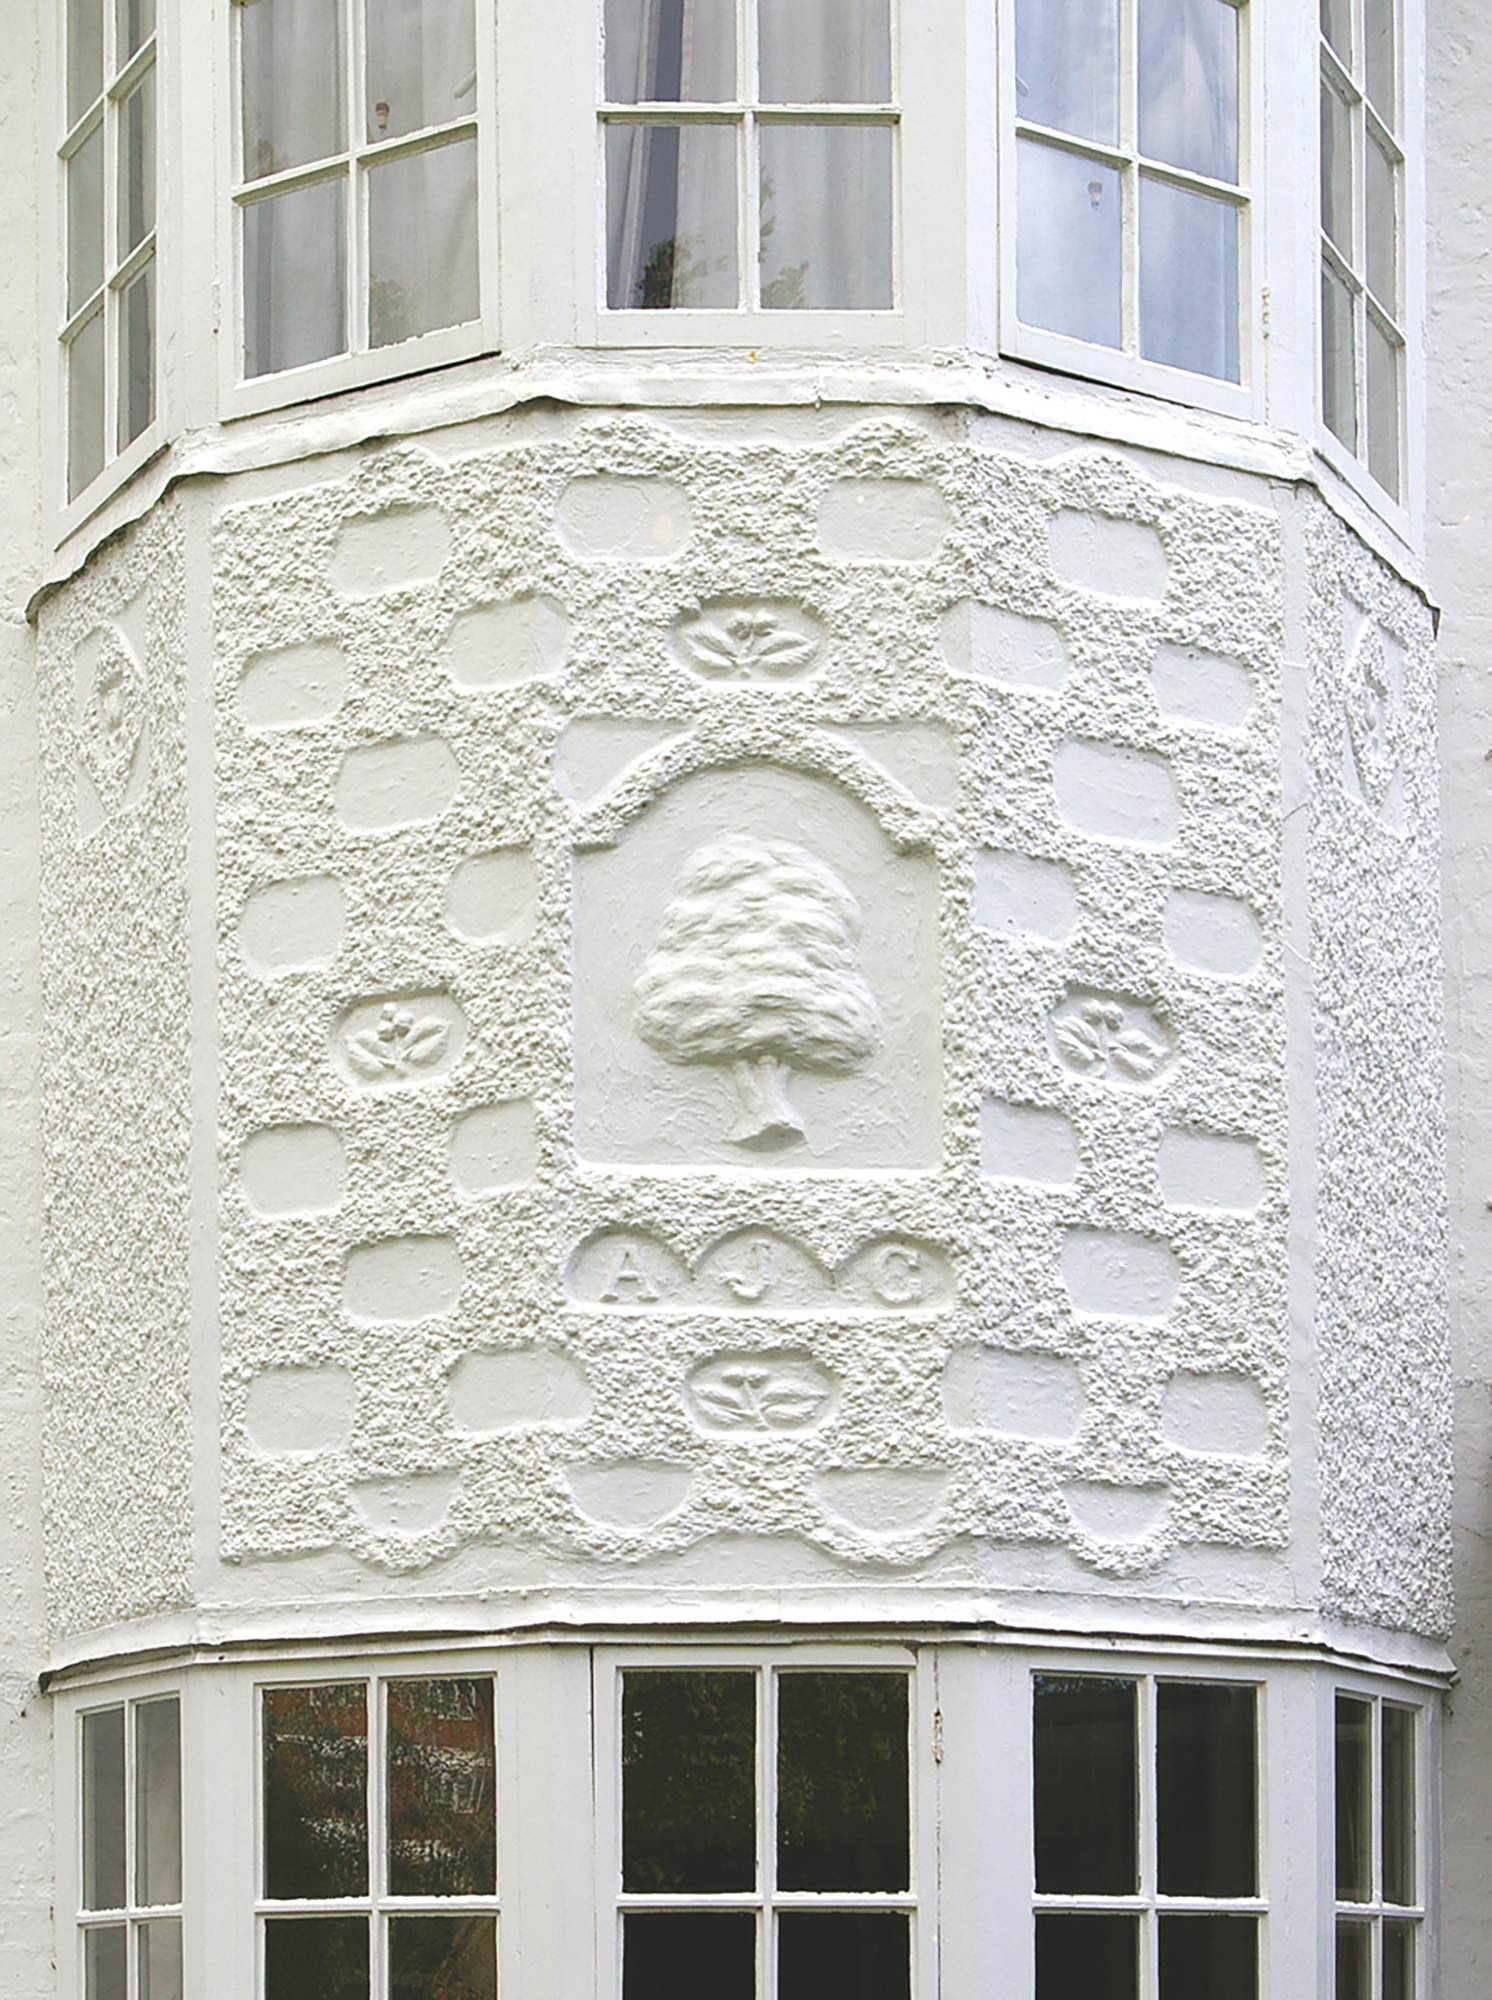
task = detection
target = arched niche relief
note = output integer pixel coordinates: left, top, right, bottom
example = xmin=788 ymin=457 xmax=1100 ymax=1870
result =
xmin=571 ymin=760 xmax=943 ymax=1170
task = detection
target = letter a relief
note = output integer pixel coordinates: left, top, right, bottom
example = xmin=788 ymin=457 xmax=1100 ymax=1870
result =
xmin=600 ymin=1244 xmax=661 ymax=1304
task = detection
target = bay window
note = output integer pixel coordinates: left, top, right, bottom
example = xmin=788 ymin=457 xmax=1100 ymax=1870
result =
xmin=78 ymin=1694 xmax=182 ymax=2000
xmin=1335 ymin=1694 xmax=1422 ymax=2000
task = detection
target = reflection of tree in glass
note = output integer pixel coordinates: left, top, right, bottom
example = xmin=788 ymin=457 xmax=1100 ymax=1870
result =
xmin=777 ymin=1673 xmax=910 ymax=1892
xmin=370 ymin=277 xmax=416 ymax=348
xmin=622 ymin=1671 xmax=757 ymax=1893
xmin=635 ymin=232 xmax=722 ymax=308
xmin=633 ymin=836 xmax=883 ymax=1151
xmin=759 ymin=176 xmax=810 ymax=309
xmin=386 ymin=1679 xmax=496 ymax=1897
xmin=262 ymin=1684 xmax=370 ymax=1901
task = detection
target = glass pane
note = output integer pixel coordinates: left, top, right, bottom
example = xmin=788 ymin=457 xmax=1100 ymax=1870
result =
xmin=1322 ymin=261 xmax=1358 ymax=451
xmin=243 ymin=177 xmax=347 ymax=377
xmin=1014 ymin=0 xmax=1119 ymax=144
xmin=624 ymin=1913 xmax=756 ymax=2000
xmin=1321 ymin=0 xmax=1352 ymax=65
xmin=1367 ymin=128 xmax=1398 ymax=309
xmin=623 ymin=1670 xmax=756 ymax=1891
xmin=1366 ymin=0 xmax=1396 ymax=124
xmin=240 ymin=0 xmax=344 ymax=181
xmin=1033 ymin=1676 xmax=1137 ymax=1894
xmin=262 ymin=1683 xmax=368 ymax=1900
xmin=1138 ymin=0 xmax=1238 ymax=181
xmin=777 ymin=1672 xmax=908 ymax=1891
xmin=1016 ymin=141 xmax=1122 ymax=349
xmin=389 ymin=1917 xmax=496 ymax=2000
xmin=758 ymin=0 xmax=891 ymax=104
xmin=84 ymin=1925 xmax=128 ymax=2000
xmin=778 ymin=1912 xmax=911 ymax=2000
xmin=135 ymin=1698 xmax=181 ymax=1906
xmin=120 ymin=259 xmax=154 ymax=450
xmin=386 ymin=1678 xmax=495 ymax=1896
xmin=1321 ymin=73 xmax=1353 ymax=255
xmin=68 ymin=121 xmax=105 ymax=317
xmin=368 ymin=135 xmax=479 ymax=347
xmin=1158 ymin=1917 xmax=1258 ymax=2000
xmin=366 ymin=0 xmax=476 ymax=141
xmin=1384 ymin=1920 xmax=1417 ymax=2000
xmin=68 ymin=0 xmax=103 ymax=126
xmin=118 ymin=0 xmax=156 ymax=61
xmin=1383 ymin=1707 xmax=1415 ymax=1904
xmin=605 ymin=0 xmax=736 ymax=103
xmin=1335 ymin=1696 xmax=1373 ymax=1902
xmin=1036 ymin=1914 xmax=1139 ymax=2000
xmin=264 ymin=1917 xmax=370 ymax=2000
xmin=119 ymin=64 xmax=156 ymax=258
xmin=759 ymin=122 xmax=893 ymax=309
xmin=1367 ymin=311 xmax=1401 ymax=499
xmin=68 ymin=310 xmax=106 ymax=499
xmin=605 ymin=122 xmax=739 ymax=308
xmin=1336 ymin=1919 xmax=1371 ymax=2000
xmin=138 ymin=1920 xmax=183 ymax=2000
xmin=1156 ymin=1683 xmax=1256 ymax=1896
xmin=82 ymin=1708 xmax=126 ymax=1909
xmin=1139 ymin=177 xmax=1239 ymax=380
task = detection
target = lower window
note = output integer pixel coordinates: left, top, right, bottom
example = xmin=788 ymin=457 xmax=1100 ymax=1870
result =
xmin=1335 ymin=1693 xmax=1422 ymax=2000
xmin=78 ymin=1693 xmax=182 ymax=2000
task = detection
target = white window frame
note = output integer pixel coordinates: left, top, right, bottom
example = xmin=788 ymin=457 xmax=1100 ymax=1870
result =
xmin=996 ymin=0 xmax=1263 ymax=424
xmin=1331 ymin=1679 xmax=1429 ymax=2000
xmin=595 ymin=1642 xmax=935 ymax=2000
xmin=220 ymin=0 xmax=501 ymax=421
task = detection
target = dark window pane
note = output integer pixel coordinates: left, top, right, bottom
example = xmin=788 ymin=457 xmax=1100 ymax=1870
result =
xmin=1159 ymin=1916 xmax=1258 ymax=2000
xmin=84 ymin=1925 xmax=127 ymax=2000
xmin=778 ymin=1912 xmax=910 ymax=2000
xmin=387 ymin=1679 xmax=495 ymax=1897
xmin=1034 ymin=1677 xmax=1137 ymax=1894
xmin=265 ymin=1918 xmax=369 ymax=2000
xmin=1157 ymin=1683 xmax=1256 ymax=1896
xmin=83 ymin=1709 xmax=126 ymax=1910
xmin=622 ymin=1671 xmax=756 ymax=1893
xmin=1036 ymin=1914 xmax=1138 ymax=2000
xmin=136 ymin=1697 xmax=181 ymax=1906
xmin=623 ymin=1913 xmax=755 ymax=2000
xmin=389 ymin=1916 xmax=496 ymax=2000
xmin=263 ymin=1684 xmax=368 ymax=1900
xmin=1336 ymin=1919 xmax=1371 ymax=2000
xmin=1383 ymin=1707 xmax=1415 ymax=1905
xmin=777 ymin=1672 xmax=909 ymax=1892
xmin=1384 ymin=1919 xmax=1417 ymax=2000
xmin=1335 ymin=1697 xmax=1372 ymax=1903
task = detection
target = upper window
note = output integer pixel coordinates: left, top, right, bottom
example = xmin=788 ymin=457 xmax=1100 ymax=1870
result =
xmin=600 ymin=0 xmax=897 ymax=313
xmin=233 ymin=0 xmax=482 ymax=380
xmin=1319 ymin=0 xmax=1404 ymax=500
xmin=78 ymin=1694 xmax=181 ymax=2000
xmin=1007 ymin=0 xmax=1247 ymax=394
xmin=1335 ymin=1694 xmax=1421 ymax=2000
xmin=61 ymin=0 xmax=157 ymax=502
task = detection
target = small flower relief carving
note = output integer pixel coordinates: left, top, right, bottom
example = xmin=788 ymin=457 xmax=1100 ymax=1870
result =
xmin=347 ymin=1004 xmax=450 ymax=1079
xmin=687 ymin=1353 xmax=838 ymax=1434
xmin=77 ymin=627 xmax=147 ymax=819
xmin=675 ymin=601 xmax=824 ymax=682
xmin=1048 ymin=989 xmax=1175 ymax=1087
xmin=1344 ymin=620 xmax=1401 ymax=812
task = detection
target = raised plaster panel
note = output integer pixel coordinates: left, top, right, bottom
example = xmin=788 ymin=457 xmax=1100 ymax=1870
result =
xmin=1161 ymin=1372 xmax=1269 ymax=1457
xmin=565 ymin=1227 xmax=952 ymax=1314
xmin=236 ymin=641 xmax=348 ymax=730
xmin=334 ymin=735 xmax=462 ymax=832
xmin=942 ymin=1348 xmax=1085 ymax=1440
xmin=238 ymin=874 xmax=346 ymax=975
xmin=555 ymin=719 xmax=684 ymax=802
xmin=443 ymin=850 xmax=539 ymax=944
xmin=827 ymin=724 xmax=959 ymax=807
xmin=1163 ymin=888 xmax=1263 ymax=977
xmin=1060 ymin=1230 xmax=1180 ymax=1320
xmin=555 ymin=476 xmax=691 ymax=559
xmin=329 ymin=505 xmax=451 ymax=596
xmin=687 ymin=1353 xmax=839 ymax=1434
xmin=1052 ymin=739 xmax=1181 ymax=846
xmin=973 ymin=849 xmax=1079 ymax=943
xmin=573 ymin=767 xmax=940 ymax=1168
xmin=353 ymin=1473 xmax=460 ymax=1533
xmin=1048 ymin=989 xmax=1175 ymax=1087
xmin=1063 ymin=1482 xmax=1170 ymax=1544
xmin=447 ymin=1350 xmax=592 ymax=1433
xmin=566 ymin=1463 xmax=695 ymax=1528
xmin=74 ymin=624 xmax=149 ymax=829
xmin=950 ymin=602 xmax=1071 ymax=691
xmin=334 ymin=994 xmax=469 ymax=1088
xmin=1047 ymin=509 xmax=1169 ymax=599
xmin=245 ymin=1367 xmax=357 ymax=1455
xmin=445 ymin=594 xmax=571 ymax=688
xmin=239 ymin=1124 xmax=347 ymax=1216
xmin=1150 ymin=643 xmax=1255 ymax=730
xmin=815 ymin=1470 xmax=950 ymax=1535
xmin=448 ymin=1100 xmax=539 ymax=1195
xmin=1341 ymin=615 xmax=1408 ymax=835
xmin=980 ymin=1100 xmax=1079 ymax=1187
xmin=1157 ymin=1129 xmax=1264 ymax=1212
xmin=674 ymin=600 xmax=825 ymax=682
xmin=341 ymin=1235 xmax=464 ymax=1323
xmin=816 ymin=478 xmax=948 ymax=560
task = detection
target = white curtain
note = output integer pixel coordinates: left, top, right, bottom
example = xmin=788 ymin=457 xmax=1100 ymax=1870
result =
xmin=239 ymin=0 xmax=343 ymax=179
xmin=365 ymin=0 xmax=477 ymax=142
xmin=757 ymin=0 xmax=890 ymax=104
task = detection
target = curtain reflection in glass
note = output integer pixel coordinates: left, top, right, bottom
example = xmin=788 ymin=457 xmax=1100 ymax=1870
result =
xmin=134 ymin=1700 xmax=181 ymax=1908
xmin=605 ymin=0 xmax=736 ymax=103
xmin=1366 ymin=314 xmax=1400 ymax=499
xmin=137 ymin=1920 xmax=182 ymax=2000
xmin=366 ymin=0 xmax=476 ymax=142
xmin=1016 ymin=141 xmax=1122 ymax=350
xmin=68 ymin=119 xmax=105 ymax=315
xmin=1336 ymin=1919 xmax=1371 ymax=2000
xmin=1366 ymin=130 xmax=1398 ymax=307
xmin=244 ymin=180 xmax=347 ymax=377
xmin=1382 ymin=1708 xmax=1415 ymax=1906
xmin=1365 ymin=0 xmax=1395 ymax=121
xmin=1138 ymin=0 xmax=1237 ymax=181
xmin=68 ymin=311 xmax=106 ymax=499
xmin=240 ymin=0 xmax=343 ymax=181
xmin=758 ymin=0 xmax=891 ymax=104
xmin=1335 ymin=1696 xmax=1373 ymax=1902
xmin=117 ymin=0 xmax=155 ymax=61
xmin=1140 ymin=177 xmax=1239 ymax=379
xmin=1321 ymin=75 xmax=1354 ymax=253
xmin=607 ymin=123 xmax=739 ymax=307
xmin=1014 ymin=0 xmax=1119 ymax=145
xmin=84 ymin=1924 xmax=128 ymax=2000
xmin=368 ymin=137 xmax=479 ymax=346
xmin=759 ymin=123 xmax=892 ymax=308
xmin=83 ymin=1708 xmax=127 ymax=1911
xmin=119 ymin=66 xmax=156 ymax=257
xmin=68 ymin=0 xmax=103 ymax=125
xmin=1322 ymin=262 xmax=1357 ymax=448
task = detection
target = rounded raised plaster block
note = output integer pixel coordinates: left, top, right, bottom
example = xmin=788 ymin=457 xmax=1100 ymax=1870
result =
xmin=980 ymin=1100 xmax=1078 ymax=1187
xmin=330 ymin=506 xmax=451 ymax=597
xmin=942 ymin=1348 xmax=1086 ymax=1440
xmin=1060 ymin=1230 xmax=1180 ymax=1320
xmin=816 ymin=479 xmax=948 ymax=560
xmin=239 ymin=1124 xmax=346 ymax=1216
xmin=443 ymin=850 xmax=538 ymax=944
xmin=334 ymin=736 xmax=461 ymax=832
xmin=342 ymin=1235 xmax=464 ymax=1323
xmin=1164 ymin=889 xmax=1263 ymax=977
xmin=948 ymin=602 xmax=1070 ymax=692
xmin=1047 ymin=509 xmax=1168 ymax=600
xmin=555 ymin=477 xmax=691 ymax=559
xmin=1150 ymin=643 xmax=1254 ymax=730
xmin=238 ymin=875 xmax=347 ymax=975
xmin=448 ymin=1100 xmax=539 ymax=1195
xmin=1161 ymin=1372 xmax=1270 ymax=1457
xmin=236 ymin=641 xmax=347 ymax=730
xmin=1158 ymin=1128 xmax=1264 ymax=1212
xmin=447 ymin=1350 xmax=592 ymax=1433
xmin=445 ymin=595 xmax=571 ymax=688
xmin=565 ymin=1462 xmax=695 ymax=1528
xmin=245 ymin=1367 xmax=357 ymax=1455
xmin=1052 ymin=739 xmax=1181 ymax=846
xmin=974 ymin=850 xmax=1079 ymax=944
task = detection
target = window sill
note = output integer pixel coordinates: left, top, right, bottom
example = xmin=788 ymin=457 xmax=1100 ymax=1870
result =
xmin=51 ymin=423 xmax=169 ymax=554
xmin=1000 ymin=321 xmax=1259 ymax=426
xmin=592 ymin=308 xmax=906 ymax=349
xmin=221 ymin=319 xmax=497 ymax=424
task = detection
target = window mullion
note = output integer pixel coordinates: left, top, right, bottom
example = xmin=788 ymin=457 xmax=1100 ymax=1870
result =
xmin=1140 ymin=1676 xmax=1157 ymax=1999
xmin=1120 ymin=0 xmax=1139 ymax=356
xmin=762 ymin=1666 xmax=776 ymax=2000
xmin=370 ymin=1676 xmax=385 ymax=1993
xmin=348 ymin=0 xmax=366 ymax=359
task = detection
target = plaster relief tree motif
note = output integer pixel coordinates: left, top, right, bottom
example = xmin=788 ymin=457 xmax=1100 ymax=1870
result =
xmin=675 ymin=602 xmax=824 ymax=682
xmin=1345 ymin=621 xmax=1399 ymax=810
xmin=634 ymin=837 xmax=883 ymax=1150
xmin=77 ymin=626 xmax=147 ymax=820
xmin=348 ymin=1003 xmax=452 ymax=1081
xmin=1049 ymin=990 xmax=1174 ymax=1086
xmin=687 ymin=1353 xmax=837 ymax=1434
